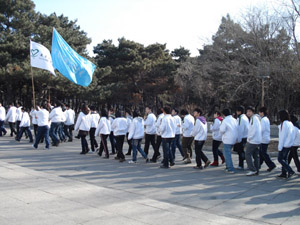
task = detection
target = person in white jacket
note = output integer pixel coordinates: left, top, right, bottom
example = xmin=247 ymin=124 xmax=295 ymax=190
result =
xmin=233 ymin=106 xmax=249 ymax=170
xmin=95 ymin=109 xmax=111 ymax=158
xmin=219 ymin=108 xmax=238 ymax=173
xmin=112 ymin=111 xmax=128 ymax=162
xmin=151 ymin=109 xmax=164 ymax=162
xmin=245 ymin=107 xmax=262 ymax=176
xmin=288 ymin=115 xmax=300 ymax=175
xmin=5 ymin=103 xmax=17 ymax=137
xmin=210 ymin=111 xmax=225 ymax=166
xmin=171 ymin=108 xmax=184 ymax=160
xmin=0 ymin=103 xmax=7 ymax=136
xmin=125 ymin=109 xmax=133 ymax=156
xmin=89 ymin=106 xmax=100 ymax=152
xmin=159 ymin=106 xmax=176 ymax=169
xmin=15 ymin=102 xmax=23 ymax=135
xmin=30 ymin=107 xmax=38 ymax=137
xmin=181 ymin=109 xmax=195 ymax=164
xmin=16 ymin=108 xmax=33 ymax=142
xmin=64 ymin=104 xmax=75 ymax=142
xmin=143 ymin=106 xmax=157 ymax=157
xmin=49 ymin=102 xmax=64 ymax=146
xmin=127 ymin=110 xmax=148 ymax=163
xmin=108 ymin=108 xmax=116 ymax=155
xmin=33 ymin=103 xmax=50 ymax=149
xmin=75 ymin=105 xmax=91 ymax=154
xmin=277 ymin=110 xmax=296 ymax=179
xmin=258 ymin=107 xmax=276 ymax=172
xmin=191 ymin=108 xmax=210 ymax=169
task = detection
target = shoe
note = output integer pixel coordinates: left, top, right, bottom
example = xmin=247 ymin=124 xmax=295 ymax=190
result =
xmin=210 ymin=161 xmax=219 ymax=167
xmin=157 ymin=154 xmax=161 ymax=159
xmin=110 ymin=152 xmax=116 ymax=155
xmin=146 ymin=158 xmax=149 ymax=163
xmin=15 ymin=139 xmax=20 ymax=142
xmin=119 ymin=158 xmax=126 ymax=162
xmin=80 ymin=152 xmax=86 ymax=155
xmin=277 ymin=174 xmax=287 ymax=179
xmin=221 ymin=155 xmax=225 ymax=164
xmin=114 ymin=156 xmax=120 ymax=160
xmin=296 ymin=171 xmax=300 ymax=176
xmin=193 ymin=166 xmax=203 ymax=170
xmin=160 ymin=160 xmax=164 ymax=164
xmin=183 ymin=159 xmax=192 ymax=164
xmin=128 ymin=160 xmax=136 ymax=164
xmin=170 ymin=162 xmax=175 ymax=167
xmin=68 ymin=139 xmax=72 ymax=142
xmin=160 ymin=165 xmax=169 ymax=169
xmin=125 ymin=152 xmax=131 ymax=156
xmin=29 ymin=140 xmax=33 ymax=143
xmin=150 ymin=159 xmax=157 ymax=163
xmin=204 ymin=161 xmax=211 ymax=168
xmin=287 ymin=172 xmax=295 ymax=179
xmin=267 ymin=165 xmax=276 ymax=172
xmin=225 ymin=170 xmax=235 ymax=174
xmin=246 ymin=171 xmax=258 ymax=176
xmin=43 ymin=147 xmax=50 ymax=150
xmin=236 ymin=166 xmax=244 ymax=170
xmin=103 ymin=155 xmax=109 ymax=159
xmin=32 ymin=144 xmax=37 ymax=149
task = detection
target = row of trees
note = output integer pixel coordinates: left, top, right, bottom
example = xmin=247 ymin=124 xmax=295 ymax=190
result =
xmin=1 ymin=0 xmax=300 ymax=119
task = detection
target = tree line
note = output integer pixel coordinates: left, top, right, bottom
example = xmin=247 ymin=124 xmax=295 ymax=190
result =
xmin=1 ymin=0 xmax=300 ymax=121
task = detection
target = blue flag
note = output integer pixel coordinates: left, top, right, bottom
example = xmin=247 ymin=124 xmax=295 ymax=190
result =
xmin=51 ymin=28 xmax=96 ymax=87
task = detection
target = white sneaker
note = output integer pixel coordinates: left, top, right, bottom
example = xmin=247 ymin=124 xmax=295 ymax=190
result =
xmin=128 ymin=160 xmax=137 ymax=164
xmin=246 ymin=171 xmax=257 ymax=176
xmin=236 ymin=166 xmax=244 ymax=170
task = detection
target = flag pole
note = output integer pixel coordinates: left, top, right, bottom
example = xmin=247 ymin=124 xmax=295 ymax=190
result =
xmin=31 ymin=67 xmax=36 ymax=109
xmin=48 ymin=72 xmax=51 ymax=104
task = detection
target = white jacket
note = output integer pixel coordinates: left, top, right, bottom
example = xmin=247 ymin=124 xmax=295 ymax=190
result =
xmin=219 ymin=115 xmax=238 ymax=145
xmin=247 ymin=114 xmax=262 ymax=145
xmin=144 ymin=113 xmax=156 ymax=135
xmin=75 ymin=112 xmax=91 ymax=131
xmin=30 ymin=109 xmax=38 ymax=125
xmin=237 ymin=114 xmax=249 ymax=142
xmin=126 ymin=115 xmax=133 ymax=133
xmin=159 ymin=114 xmax=176 ymax=138
xmin=95 ymin=117 xmax=111 ymax=136
xmin=0 ymin=106 xmax=6 ymax=121
xmin=173 ymin=115 xmax=182 ymax=135
xmin=210 ymin=118 xmax=222 ymax=141
xmin=64 ymin=109 xmax=75 ymax=125
xmin=16 ymin=106 xmax=23 ymax=121
xmin=156 ymin=113 xmax=164 ymax=135
xmin=112 ymin=117 xmax=128 ymax=136
xmin=109 ymin=116 xmax=114 ymax=131
xmin=278 ymin=121 xmax=295 ymax=151
xmin=36 ymin=109 xmax=49 ymax=127
xmin=128 ymin=117 xmax=144 ymax=140
xmin=49 ymin=107 xmax=64 ymax=123
xmin=182 ymin=114 xmax=195 ymax=137
xmin=293 ymin=126 xmax=300 ymax=146
xmin=90 ymin=112 xmax=100 ymax=128
xmin=260 ymin=116 xmax=271 ymax=144
xmin=5 ymin=106 xmax=17 ymax=123
xmin=191 ymin=118 xmax=207 ymax=141
xmin=20 ymin=112 xmax=30 ymax=127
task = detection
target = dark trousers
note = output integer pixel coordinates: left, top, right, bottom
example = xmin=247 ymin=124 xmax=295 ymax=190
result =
xmin=17 ymin=127 xmax=33 ymax=142
xmin=278 ymin=147 xmax=294 ymax=175
xmin=116 ymin=135 xmax=125 ymax=159
xmin=152 ymin=135 xmax=162 ymax=160
xmin=33 ymin=124 xmax=38 ymax=136
xmin=171 ymin=134 xmax=184 ymax=159
xmin=212 ymin=140 xmax=223 ymax=162
xmin=49 ymin=122 xmax=60 ymax=145
xmin=0 ymin=120 xmax=7 ymax=136
xmin=109 ymin=131 xmax=116 ymax=154
xmin=182 ymin=136 xmax=194 ymax=159
xmin=34 ymin=126 xmax=50 ymax=148
xmin=89 ymin=127 xmax=98 ymax=151
xmin=99 ymin=134 xmax=109 ymax=156
xmin=16 ymin=120 xmax=21 ymax=135
xmin=80 ymin=133 xmax=89 ymax=153
xmin=64 ymin=125 xmax=73 ymax=141
xmin=259 ymin=144 xmax=276 ymax=169
xmin=288 ymin=146 xmax=300 ymax=172
xmin=144 ymin=134 xmax=156 ymax=155
xmin=126 ymin=133 xmax=132 ymax=154
xmin=195 ymin=140 xmax=208 ymax=167
xmin=162 ymin=138 xmax=174 ymax=168
xmin=9 ymin=122 xmax=17 ymax=136
xmin=234 ymin=138 xmax=247 ymax=168
xmin=58 ymin=122 xmax=65 ymax=141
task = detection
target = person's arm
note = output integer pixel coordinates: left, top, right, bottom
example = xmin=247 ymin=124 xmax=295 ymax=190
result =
xmin=128 ymin=120 xmax=135 ymax=140
xmin=159 ymin=118 xmax=166 ymax=134
xmin=5 ymin=108 xmax=11 ymax=121
xmin=278 ymin=123 xmax=285 ymax=151
xmin=219 ymin=120 xmax=226 ymax=135
xmin=95 ymin=118 xmax=102 ymax=137
xmin=210 ymin=119 xmax=220 ymax=132
xmin=191 ymin=120 xmax=199 ymax=137
xmin=74 ymin=113 xmax=82 ymax=131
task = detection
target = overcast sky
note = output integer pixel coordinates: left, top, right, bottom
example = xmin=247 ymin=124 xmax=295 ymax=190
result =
xmin=33 ymin=0 xmax=276 ymax=56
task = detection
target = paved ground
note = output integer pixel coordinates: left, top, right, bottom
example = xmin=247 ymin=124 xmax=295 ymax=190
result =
xmin=0 ymin=133 xmax=300 ymax=225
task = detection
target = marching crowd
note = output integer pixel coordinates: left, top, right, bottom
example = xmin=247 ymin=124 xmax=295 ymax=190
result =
xmin=0 ymin=101 xmax=300 ymax=180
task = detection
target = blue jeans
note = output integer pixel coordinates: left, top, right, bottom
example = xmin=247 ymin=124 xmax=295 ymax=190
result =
xmin=49 ymin=122 xmax=60 ymax=145
xmin=34 ymin=126 xmax=50 ymax=148
xmin=223 ymin=144 xmax=235 ymax=172
xmin=17 ymin=127 xmax=33 ymax=142
xmin=132 ymin=139 xmax=147 ymax=161
xmin=278 ymin=148 xmax=294 ymax=175
xmin=58 ymin=122 xmax=65 ymax=141
xmin=162 ymin=138 xmax=174 ymax=168
xmin=0 ymin=120 xmax=7 ymax=136
xmin=171 ymin=134 xmax=184 ymax=159
xmin=260 ymin=144 xmax=276 ymax=169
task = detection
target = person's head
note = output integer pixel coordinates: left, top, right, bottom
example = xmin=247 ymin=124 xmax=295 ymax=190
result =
xmin=172 ymin=108 xmax=179 ymax=116
xmin=259 ymin=107 xmax=268 ymax=117
xmin=214 ymin=111 xmax=221 ymax=119
xmin=246 ymin=106 xmax=255 ymax=118
xmin=0 ymin=103 xmax=2 ymax=107
xmin=163 ymin=106 xmax=171 ymax=115
xmin=81 ymin=104 xmax=90 ymax=115
xmin=222 ymin=108 xmax=231 ymax=117
xmin=10 ymin=102 xmax=14 ymax=107
xmin=108 ymin=108 xmax=114 ymax=115
xmin=157 ymin=108 xmax=163 ymax=115
xmin=290 ymin=115 xmax=298 ymax=126
xmin=65 ymin=104 xmax=70 ymax=109
xmin=125 ymin=108 xmax=132 ymax=117
xmin=21 ymin=107 xmax=25 ymax=112
xmin=278 ymin=110 xmax=290 ymax=123
xmin=16 ymin=102 xmax=21 ymax=107
xmin=133 ymin=110 xmax=141 ymax=118
xmin=56 ymin=101 xmax=62 ymax=107
xmin=236 ymin=106 xmax=244 ymax=116
xmin=145 ymin=106 xmax=152 ymax=114
xmin=193 ymin=108 xmax=203 ymax=118
xmin=40 ymin=103 xmax=47 ymax=110
xmin=180 ymin=109 xmax=189 ymax=116
xmin=101 ymin=109 xmax=108 ymax=118
xmin=115 ymin=111 xmax=122 ymax=118
xmin=90 ymin=105 xmax=96 ymax=112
